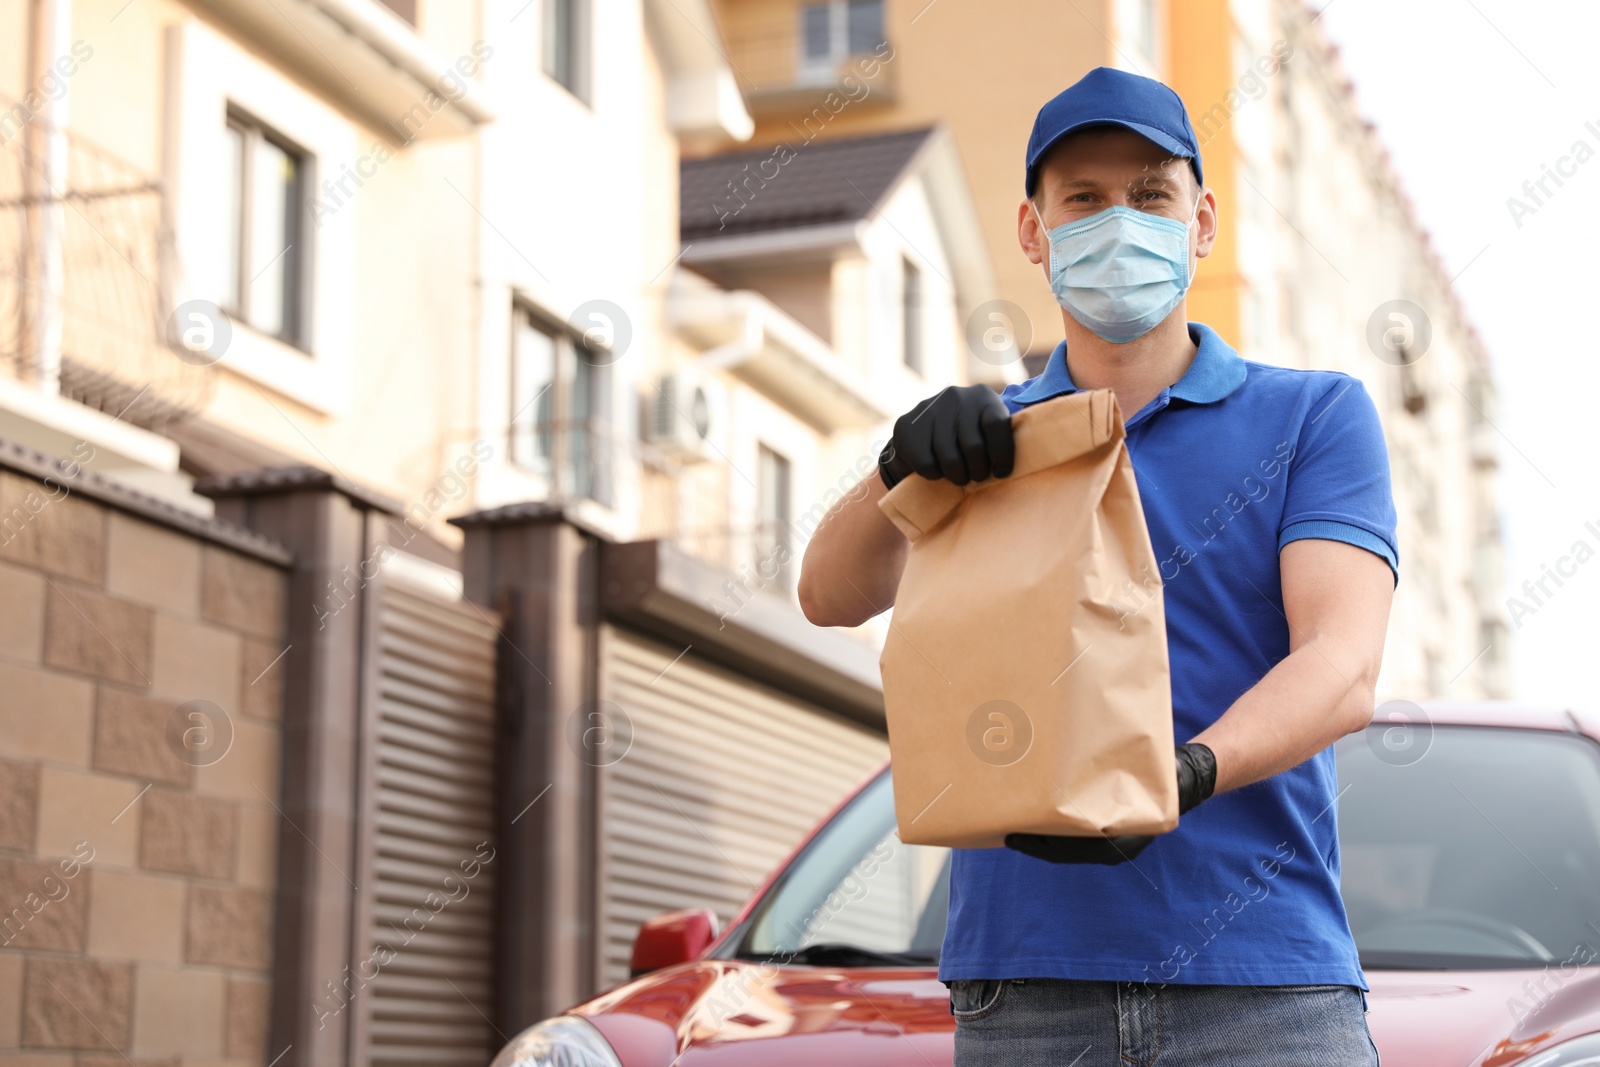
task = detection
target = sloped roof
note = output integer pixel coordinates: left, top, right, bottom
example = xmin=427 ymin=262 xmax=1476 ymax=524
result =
xmin=679 ymin=127 xmax=937 ymax=241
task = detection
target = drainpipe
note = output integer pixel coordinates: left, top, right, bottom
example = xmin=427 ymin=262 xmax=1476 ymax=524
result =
xmin=26 ymin=0 xmax=70 ymax=395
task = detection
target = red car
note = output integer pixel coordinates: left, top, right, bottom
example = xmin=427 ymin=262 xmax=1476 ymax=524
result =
xmin=489 ymin=703 xmax=1600 ymax=1066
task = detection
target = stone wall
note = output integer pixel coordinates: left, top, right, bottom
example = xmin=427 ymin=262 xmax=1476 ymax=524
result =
xmin=0 ymin=466 xmax=290 ymax=1067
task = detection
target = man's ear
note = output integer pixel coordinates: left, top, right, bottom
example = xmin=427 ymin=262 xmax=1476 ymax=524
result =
xmin=1018 ymin=197 xmax=1048 ymax=266
xmin=1194 ymin=187 xmax=1219 ymax=260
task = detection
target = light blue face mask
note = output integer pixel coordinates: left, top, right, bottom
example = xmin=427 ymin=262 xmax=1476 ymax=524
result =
xmin=1032 ymin=192 xmax=1201 ymax=343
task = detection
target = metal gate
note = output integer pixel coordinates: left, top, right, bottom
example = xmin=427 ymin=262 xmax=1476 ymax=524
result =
xmin=595 ymin=625 xmax=888 ymax=987
xmin=355 ymin=567 xmax=501 ymax=1067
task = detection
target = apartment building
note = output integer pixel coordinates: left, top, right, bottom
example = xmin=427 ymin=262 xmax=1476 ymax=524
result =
xmin=1233 ymin=0 xmax=1510 ymax=700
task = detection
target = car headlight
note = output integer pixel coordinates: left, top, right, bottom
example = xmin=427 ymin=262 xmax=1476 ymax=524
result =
xmin=487 ymin=1015 xmax=623 ymax=1067
xmin=1522 ymin=1034 xmax=1600 ymax=1066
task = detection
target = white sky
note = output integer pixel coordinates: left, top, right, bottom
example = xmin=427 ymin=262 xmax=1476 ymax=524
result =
xmin=1317 ymin=0 xmax=1599 ymax=712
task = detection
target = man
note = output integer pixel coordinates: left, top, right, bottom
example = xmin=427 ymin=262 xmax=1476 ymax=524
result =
xmin=798 ymin=67 xmax=1396 ymax=1065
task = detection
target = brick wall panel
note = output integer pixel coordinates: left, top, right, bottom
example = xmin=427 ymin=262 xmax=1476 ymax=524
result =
xmin=201 ymin=549 xmax=286 ymax=641
xmin=86 ymin=870 xmax=185 ymax=964
xmin=237 ymin=638 xmax=286 ymax=723
xmin=224 ymin=976 xmax=270 ymax=1060
xmin=35 ymin=770 xmax=140 ymax=867
xmin=42 ymin=587 xmax=151 ymax=688
xmin=139 ymin=791 xmax=237 ymax=881
xmin=91 ymin=690 xmax=191 ymax=788
xmin=0 ymin=858 xmax=89 ymax=952
xmin=184 ymin=886 xmax=271 ymax=969
xmin=0 ymin=560 xmax=46 ymax=662
xmin=20 ymin=959 xmax=132 ymax=1050
xmin=104 ymin=515 xmax=202 ymax=618
xmin=0 ymin=759 xmax=41 ymax=852
xmin=0 ymin=664 xmax=94 ymax=766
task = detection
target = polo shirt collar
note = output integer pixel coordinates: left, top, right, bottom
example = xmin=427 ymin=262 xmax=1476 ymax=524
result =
xmin=1010 ymin=322 xmax=1248 ymax=407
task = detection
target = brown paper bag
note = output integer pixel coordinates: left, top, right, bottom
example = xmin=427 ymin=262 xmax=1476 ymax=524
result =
xmin=877 ymin=388 xmax=1177 ymax=849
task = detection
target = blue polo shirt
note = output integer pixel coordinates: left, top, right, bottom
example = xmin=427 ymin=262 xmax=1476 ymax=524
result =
xmin=937 ymin=322 xmax=1399 ymax=989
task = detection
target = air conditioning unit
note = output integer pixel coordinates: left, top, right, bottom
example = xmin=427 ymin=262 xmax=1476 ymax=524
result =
xmin=645 ymin=371 xmax=716 ymax=461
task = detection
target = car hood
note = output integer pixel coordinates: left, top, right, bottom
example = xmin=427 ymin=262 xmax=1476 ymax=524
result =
xmin=575 ymin=960 xmax=952 ymax=1066
xmin=573 ymin=962 xmax=1600 ymax=1066
xmin=1368 ymin=967 xmax=1600 ymax=1066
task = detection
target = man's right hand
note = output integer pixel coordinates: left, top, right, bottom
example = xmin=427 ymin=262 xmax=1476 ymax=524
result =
xmin=878 ymin=384 xmax=1016 ymax=489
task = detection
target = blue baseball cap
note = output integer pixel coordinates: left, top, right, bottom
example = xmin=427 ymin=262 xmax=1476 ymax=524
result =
xmin=1025 ymin=66 xmax=1203 ymax=196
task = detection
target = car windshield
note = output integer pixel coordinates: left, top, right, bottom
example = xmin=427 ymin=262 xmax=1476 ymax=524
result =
xmin=1337 ymin=724 xmax=1600 ymax=969
xmin=730 ymin=771 xmax=949 ymax=966
xmin=727 ymin=725 xmax=1600 ymax=971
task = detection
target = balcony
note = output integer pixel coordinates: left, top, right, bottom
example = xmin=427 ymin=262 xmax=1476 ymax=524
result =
xmin=0 ymin=104 xmax=214 ymax=424
xmin=668 ymin=272 xmax=891 ymax=434
xmin=525 ymin=418 xmax=801 ymax=602
xmin=742 ymin=48 xmax=900 ymax=119
xmin=715 ymin=0 xmax=898 ymax=120
xmin=0 ymin=103 xmax=215 ymax=509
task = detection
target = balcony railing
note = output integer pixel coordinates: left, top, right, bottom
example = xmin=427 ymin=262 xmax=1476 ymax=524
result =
xmin=522 ymin=418 xmax=801 ymax=602
xmin=0 ymin=99 xmax=215 ymax=427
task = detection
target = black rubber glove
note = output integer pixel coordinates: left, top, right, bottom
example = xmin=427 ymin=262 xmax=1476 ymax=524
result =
xmin=1004 ymin=743 xmax=1218 ymax=866
xmin=878 ymin=384 xmax=1015 ymax=490
xmin=1173 ymin=741 xmax=1218 ymax=815
xmin=1004 ymin=830 xmax=1158 ymax=866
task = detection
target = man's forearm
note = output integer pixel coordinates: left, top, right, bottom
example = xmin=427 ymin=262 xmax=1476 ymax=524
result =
xmin=1190 ymin=639 xmax=1376 ymax=795
xmin=797 ymin=470 xmax=909 ymax=627
xmin=1191 ymin=539 xmax=1392 ymax=795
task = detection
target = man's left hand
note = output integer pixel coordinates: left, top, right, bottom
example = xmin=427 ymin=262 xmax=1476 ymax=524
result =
xmin=1004 ymin=742 xmax=1217 ymax=866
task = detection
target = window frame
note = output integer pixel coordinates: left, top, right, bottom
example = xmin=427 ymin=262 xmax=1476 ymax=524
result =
xmin=901 ymin=255 xmax=922 ymax=374
xmin=509 ymin=303 xmax=613 ymax=507
xmin=222 ymin=106 xmax=313 ymax=351
xmin=797 ymin=0 xmax=885 ymax=82
xmin=543 ymin=0 xmax=592 ymax=104
xmin=1117 ymin=0 xmax=1161 ymax=72
xmin=757 ymin=443 xmax=794 ymax=587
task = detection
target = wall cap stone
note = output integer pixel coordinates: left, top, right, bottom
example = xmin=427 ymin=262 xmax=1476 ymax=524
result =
xmin=0 ymin=437 xmax=292 ymax=568
xmin=196 ymin=464 xmax=403 ymax=517
xmin=448 ymin=499 xmax=611 ymax=540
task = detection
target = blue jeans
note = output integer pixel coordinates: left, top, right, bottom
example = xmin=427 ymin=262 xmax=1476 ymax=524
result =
xmin=948 ymin=977 xmax=1380 ymax=1065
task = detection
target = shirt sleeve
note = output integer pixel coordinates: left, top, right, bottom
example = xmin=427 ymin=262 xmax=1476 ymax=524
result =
xmin=1277 ymin=375 xmax=1400 ymax=585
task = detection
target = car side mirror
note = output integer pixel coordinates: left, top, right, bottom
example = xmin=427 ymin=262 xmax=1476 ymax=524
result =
xmin=630 ymin=908 xmax=718 ymax=977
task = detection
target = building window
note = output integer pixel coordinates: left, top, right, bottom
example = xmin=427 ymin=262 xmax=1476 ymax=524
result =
xmin=1118 ymin=0 xmax=1158 ymax=68
xmin=511 ymin=308 xmax=612 ymax=505
xmin=221 ymin=111 xmax=309 ymax=346
xmin=511 ymin=318 xmax=557 ymax=473
xmin=902 ymin=256 xmax=922 ymax=374
xmin=543 ymin=0 xmax=590 ymax=102
xmin=757 ymin=445 xmax=793 ymax=588
xmin=799 ymin=0 xmax=884 ymax=81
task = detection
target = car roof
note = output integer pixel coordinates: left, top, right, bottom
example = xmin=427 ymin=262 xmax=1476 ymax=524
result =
xmin=862 ymin=703 xmax=1599 ymax=780
xmin=1397 ymin=700 xmax=1596 ymax=737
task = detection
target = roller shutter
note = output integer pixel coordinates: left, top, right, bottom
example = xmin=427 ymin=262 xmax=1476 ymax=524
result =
xmin=360 ymin=576 xmax=500 ymax=1067
xmin=596 ymin=625 xmax=888 ymax=987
